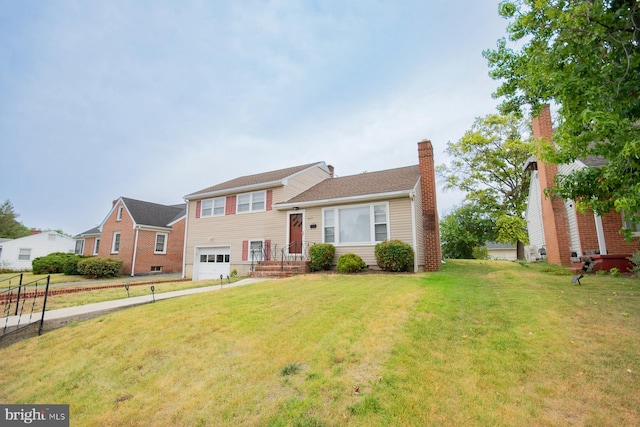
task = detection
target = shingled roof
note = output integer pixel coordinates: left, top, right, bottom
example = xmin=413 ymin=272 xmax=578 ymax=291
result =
xmin=121 ymin=197 xmax=186 ymax=228
xmin=185 ymin=162 xmax=327 ymax=199
xmin=276 ymin=165 xmax=420 ymax=207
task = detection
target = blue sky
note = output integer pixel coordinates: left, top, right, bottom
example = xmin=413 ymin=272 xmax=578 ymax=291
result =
xmin=1 ymin=0 xmax=507 ymax=236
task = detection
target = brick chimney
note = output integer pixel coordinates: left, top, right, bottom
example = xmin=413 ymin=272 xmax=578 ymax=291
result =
xmin=418 ymin=139 xmax=442 ymax=271
xmin=532 ymin=105 xmax=572 ymax=266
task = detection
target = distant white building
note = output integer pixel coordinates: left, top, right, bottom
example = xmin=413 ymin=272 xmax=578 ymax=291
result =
xmin=486 ymin=242 xmax=518 ymax=261
xmin=0 ymin=232 xmax=75 ymax=271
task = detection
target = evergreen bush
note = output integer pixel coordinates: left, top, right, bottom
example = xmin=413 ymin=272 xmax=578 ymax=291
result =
xmin=32 ymin=252 xmax=81 ymax=274
xmin=308 ymin=243 xmax=336 ymax=271
xmin=336 ymin=253 xmax=366 ymax=274
xmin=374 ymin=240 xmax=414 ymax=272
xmin=77 ymin=257 xmax=123 ymax=278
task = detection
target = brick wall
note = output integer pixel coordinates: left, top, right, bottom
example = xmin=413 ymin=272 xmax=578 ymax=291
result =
xmin=418 ymin=140 xmax=442 ymax=271
xmin=99 ymin=201 xmax=135 ymax=274
xmin=532 ymin=105 xmax=572 ymax=266
xmin=131 ymin=219 xmax=185 ymax=274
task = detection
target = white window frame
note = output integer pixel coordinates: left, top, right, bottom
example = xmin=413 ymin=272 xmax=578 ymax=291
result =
xmin=155 ymin=233 xmax=168 ymax=254
xmin=622 ymin=211 xmax=640 ymax=237
xmin=18 ymin=248 xmax=31 ymax=261
xmin=111 ymin=232 xmax=121 ymax=254
xmin=116 ymin=206 xmax=124 ymax=221
xmin=249 ymin=239 xmax=265 ymax=261
xmin=322 ymin=202 xmax=389 ymax=245
xmin=201 ymin=197 xmax=226 ymax=217
xmin=75 ymin=239 xmax=85 ymax=255
xmin=237 ymin=191 xmax=266 ymax=214
xmin=93 ymin=238 xmax=100 ymax=255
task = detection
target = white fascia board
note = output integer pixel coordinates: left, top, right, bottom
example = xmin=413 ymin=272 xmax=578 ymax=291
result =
xmin=184 ymin=180 xmax=284 ymax=201
xmin=134 ymin=224 xmax=173 ymax=232
xmin=273 ymin=190 xmax=413 ymax=211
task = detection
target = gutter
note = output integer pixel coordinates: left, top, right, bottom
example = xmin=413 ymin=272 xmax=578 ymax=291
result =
xmin=274 ymin=189 xmax=414 ymax=211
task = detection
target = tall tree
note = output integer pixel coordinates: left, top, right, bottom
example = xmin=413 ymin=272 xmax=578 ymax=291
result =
xmin=484 ymin=0 xmax=640 ymax=233
xmin=440 ymin=203 xmax=497 ymax=259
xmin=437 ymin=113 xmax=534 ymax=256
xmin=0 ymin=200 xmax=30 ymax=239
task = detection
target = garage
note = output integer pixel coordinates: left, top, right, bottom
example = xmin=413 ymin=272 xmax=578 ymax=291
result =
xmin=195 ymin=247 xmax=231 ymax=280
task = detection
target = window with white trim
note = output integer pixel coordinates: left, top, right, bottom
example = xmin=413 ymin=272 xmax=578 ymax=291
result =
xmin=237 ymin=191 xmax=266 ymax=213
xmin=155 ymin=233 xmax=168 ymax=254
xmin=18 ymin=248 xmax=31 ymax=261
xmin=249 ymin=240 xmax=264 ymax=261
xmin=112 ymin=232 xmax=121 ymax=254
xmin=93 ymin=238 xmax=100 ymax=255
xmin=323 ymin=203 xmax=389 ymax=245
xmin=75 ymin=239 xmax=85 ymax=255
xmin=117 ymin=206 xmax=124 ymax=221
xmin=201 ymin=197 xmax=225 ymax=217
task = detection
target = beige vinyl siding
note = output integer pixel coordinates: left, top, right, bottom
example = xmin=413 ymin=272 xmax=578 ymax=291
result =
xmin=304 ymin=196 xmax=415 ymax=270
xmin=414 ymin=180 xmax=425 ymax=270
xmin=282 ymin=165 xmax=331 ymax=201
xmin=185 ymin=187 xmax=288 ymax=278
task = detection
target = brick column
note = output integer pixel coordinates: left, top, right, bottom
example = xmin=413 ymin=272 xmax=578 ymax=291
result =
xmin=418 ymin=140 xmax=442 ymax=271
xmin=532 ymin=105 xmax=572 ymax=266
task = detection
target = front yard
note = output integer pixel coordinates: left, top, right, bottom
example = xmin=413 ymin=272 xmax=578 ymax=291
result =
xmin=0 ymin=260 xmax=638 ymax=426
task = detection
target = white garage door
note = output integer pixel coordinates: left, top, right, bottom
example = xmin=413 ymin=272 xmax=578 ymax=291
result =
xmin=195 ymin=247 xmax=231 ymax=280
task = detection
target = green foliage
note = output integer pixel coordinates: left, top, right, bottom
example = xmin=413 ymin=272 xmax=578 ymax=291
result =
xmin=32 ymin=252 xmax=82 ymax=274
xmin=308 ymin=243 xmax=336 ymax=271
xmin=609 ymin=267 xmax=620 ymax=277
xmin=0 ymin=200 xmax=30 ymax=239
xmin=472 ymin=246 xmax=489 ymax=260
xmin=495 ymin=215 xmax=529 ymax=246
xmin=336 ymin=253 xmax=366 ymax=274
xmin=230 ymin=268 xmax=238 ymax=278
xmin=629 ymin=251 xmax=640 ymax=276
xmin=280 ymin=363 xmax=302 ymax=376
xmin=440 ymin=203 xmax=497 ymax=259
xmin=484 ymin=0 xmax=640 ymax=235
xmin=77 ymin=257 xmax=123 ymax=278
xmin=348 ymin=396 xmax=381 ymax=415
xmin=375 ymin=240 xmax=414 ymax=272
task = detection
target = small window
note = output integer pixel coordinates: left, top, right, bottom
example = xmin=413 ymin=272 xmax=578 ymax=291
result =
xmin=155 ymin=233 xmax=168 ymax=254
xmin=249 ymin=240 xmax=264 ymax=261
xmin=112 ymin=232 xmax=121 ymax=254
xmin=117 ymin=206 xmax=124 ymax=221
xmin=150 ymin=266 xmax=162 ymax=272
xmin=18 ymin=248 xmax=31 ymax=261
xmin=93 ymin=238 xmax=100 ymax=255
xmin=623 ymin=211 xmax=640 ymax=235
xmin=75 ymin=239 xmax=85 ymax=255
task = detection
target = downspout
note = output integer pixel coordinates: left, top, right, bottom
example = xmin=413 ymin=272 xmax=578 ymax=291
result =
xmin=131 ymin=227 xmax=139 ymax=277
xmin=181 ymin=201 xmax=190 ymax=279
xmin=594 ymin=213 xmax=608 ymax=255
xmin=410 ymin=192 xmax=418 ymax=272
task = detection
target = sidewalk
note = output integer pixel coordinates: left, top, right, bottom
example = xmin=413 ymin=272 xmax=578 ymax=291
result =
xmin=3 ymin=277 xmax=270 ymax=331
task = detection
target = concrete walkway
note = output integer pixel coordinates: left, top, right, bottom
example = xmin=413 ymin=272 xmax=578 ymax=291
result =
xmin=2 ymin=277 xmax=270 ymax=331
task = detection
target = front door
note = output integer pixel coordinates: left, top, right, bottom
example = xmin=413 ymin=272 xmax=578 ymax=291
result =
xmin=289 ymin=213 xmax=303 ymax=254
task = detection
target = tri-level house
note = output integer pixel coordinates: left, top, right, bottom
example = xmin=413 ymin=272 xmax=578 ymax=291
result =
xmin=183 ymin=140 xmax=441 ymax=280
xmin=524 ymin=105 xmax=640 ymax=272
xmin=75 ymin=197 xmax=186 ymax=276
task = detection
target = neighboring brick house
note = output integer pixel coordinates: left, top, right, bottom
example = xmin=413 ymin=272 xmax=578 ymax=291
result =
xmin=524 ymin=105 xmax=640 ymax=271
xmin=75 ymin=197 xmax=186 ymax=276
xmin=183 ymin=140 xmax=441 ymax=280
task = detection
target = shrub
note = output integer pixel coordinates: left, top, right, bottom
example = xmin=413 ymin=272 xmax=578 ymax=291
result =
xmin=32 ymin=252 xmax=82 ymax=274
xmin=375 ymin=240 xmax=414 ymax=272
xmin=336 ymin=253 xmax=366 ymax=274
xmin=629 ymin=251 xmax=640 ymax=276
xmin=308 ymin=243 xmax=336 ymax=271
xmin=77 ymin=257 xmax=123 ymax=278
xmin=472 ymin=246 xmax=489 ymax=260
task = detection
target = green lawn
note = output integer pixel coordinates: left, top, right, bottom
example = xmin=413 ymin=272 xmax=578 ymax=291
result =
xmin=0 ymin=260 xmax=638 ymax=426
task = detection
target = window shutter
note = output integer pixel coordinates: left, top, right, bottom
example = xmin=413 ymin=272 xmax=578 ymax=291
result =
xmin=266 ymin=190 xmax=273 ymax=211
xmin=242 ymin=240 xmax=248 ymax=261
xmin=195 ymin=201 xmax=201 ymax=218
xmin=226 ymin=195 xmax=237 ymax=215
xmin=264 ymin=239 xmax=271 ymax=260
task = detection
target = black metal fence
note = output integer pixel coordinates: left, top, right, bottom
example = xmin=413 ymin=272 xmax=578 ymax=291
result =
xmin=1 ymin=274 xmax=51 ymax=344
xmin=249 ymin=241 xmax=312 ymax=272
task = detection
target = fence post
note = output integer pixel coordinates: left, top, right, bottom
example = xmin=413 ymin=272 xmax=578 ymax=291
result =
xmin=38 ymin=275 xmax=51 ymax=336
xmin=14 ymin=273 xmax=23 ymax=316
